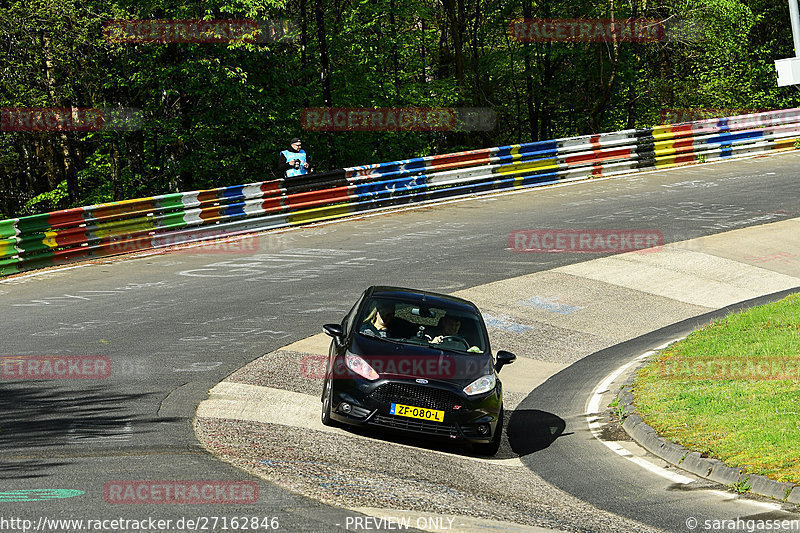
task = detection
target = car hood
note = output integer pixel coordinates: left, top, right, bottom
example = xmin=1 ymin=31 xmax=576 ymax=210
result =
xmin=350 ymin=335 xmax=494 ymax=387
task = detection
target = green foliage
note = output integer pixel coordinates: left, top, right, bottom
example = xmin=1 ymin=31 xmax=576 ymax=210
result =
xmin=1 ymin=0 xmax=799 ymax=218
xmin=24 ymin=180 xmax=69 ymax=214
xmin=731 ymin=477 xmax=751 ymax=494
xmin=634 ymin=293 xmax=800 ymax=484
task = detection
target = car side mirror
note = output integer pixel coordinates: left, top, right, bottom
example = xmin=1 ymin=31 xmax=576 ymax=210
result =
xmin=323 ymin=324 xmax=344 ymax=339
xmin=495 ymin=350 xmax=516 ymax=373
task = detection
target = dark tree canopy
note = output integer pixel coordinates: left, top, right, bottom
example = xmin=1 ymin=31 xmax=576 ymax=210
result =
xmin=1 ymin=0 xmax=798 ymax=218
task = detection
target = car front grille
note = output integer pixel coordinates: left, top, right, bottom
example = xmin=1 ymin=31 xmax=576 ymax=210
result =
xmin=368 ymin=382 xmax=461 ymax=412
xmin=370 ymin=414 xmax=459 ymax=437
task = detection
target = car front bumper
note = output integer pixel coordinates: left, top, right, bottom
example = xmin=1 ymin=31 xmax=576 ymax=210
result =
xmin=328 ymin=378 xmax=502 ymax=443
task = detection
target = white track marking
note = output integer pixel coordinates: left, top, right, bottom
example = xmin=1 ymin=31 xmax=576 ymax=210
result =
xmin=707 ymin=490 xmax=783 ymax=511
xmin=198 ymin=382 xmax=526 ymax=467
xmin=586 ymin=337 xmax=695 ymax=485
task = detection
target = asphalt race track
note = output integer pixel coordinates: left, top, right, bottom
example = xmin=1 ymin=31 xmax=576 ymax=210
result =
xmin=2 ymin=151 xmax=800 ymax=532
xmin=514 ymin=292 xmax=800 ymax=532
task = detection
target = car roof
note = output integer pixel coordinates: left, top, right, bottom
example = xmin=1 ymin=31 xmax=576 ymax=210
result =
xmin=366 ymin=286 xmax=480 ymax=314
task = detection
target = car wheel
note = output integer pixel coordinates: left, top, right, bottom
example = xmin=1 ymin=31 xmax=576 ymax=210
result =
xmin=473 ymin=407 xmax=503 ymax=456
xmin=321 ymin=378 xmax=335 ymax=427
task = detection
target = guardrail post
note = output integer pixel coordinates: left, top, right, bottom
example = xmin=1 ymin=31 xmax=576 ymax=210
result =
xmin=790 ymin=0 xmax=800 ymax=55
xmin=775 ymin=0 xmax=800 ymax=86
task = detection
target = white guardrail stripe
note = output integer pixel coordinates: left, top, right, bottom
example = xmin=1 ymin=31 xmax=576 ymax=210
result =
xmin=1 ymin=108 xmax=799 ymax=276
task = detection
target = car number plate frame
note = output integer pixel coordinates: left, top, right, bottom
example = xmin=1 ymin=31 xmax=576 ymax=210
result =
xmin=389 ymin=403 xmax=444 ymax=423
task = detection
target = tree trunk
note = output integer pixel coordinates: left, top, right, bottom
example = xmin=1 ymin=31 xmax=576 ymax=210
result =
xmin=42 ymin=34 xmax=76 ymax=205
xmin=301 ymin=0 xmax=309 ymax=107
xmin=419 ymin=18 xmax=427 ymax=84
xmin=588 ymin=0 xmax=621 ymax=133
xmin=390 ymin=0 xmax=400 ymax=99
xmin=314 ymin=0 xmax=332 ymax=107
xmin=522 ymin=0 xmax=537 ymax=140
xmin=626 ymin=0 xmax=641 ymax=129
xmin=111 ymin=141 xmax=121 ymax=201
xmin=314 ymin=0 xmax=336 ymax=168
xmin=472 ymin=0 xmax=480 ymax=102
xmin=443 ymin=0 xmax=465 ymax=92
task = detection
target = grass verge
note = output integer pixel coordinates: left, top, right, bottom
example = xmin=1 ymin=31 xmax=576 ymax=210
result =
xmin=633 ymin=292 xmax=800 ymax=484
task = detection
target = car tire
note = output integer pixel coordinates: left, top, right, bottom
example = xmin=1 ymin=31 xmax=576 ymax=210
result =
xmin=473 ymin=407 xmax=503 ymax=456
xmin=321 ymin=378 xmax=335 ymax=427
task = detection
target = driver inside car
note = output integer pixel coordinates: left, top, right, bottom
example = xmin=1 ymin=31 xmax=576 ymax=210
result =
xmin=430 ymin=314 xmax=482 ymax=353
xmin=431 ymin=314 xmax=461 ymax=344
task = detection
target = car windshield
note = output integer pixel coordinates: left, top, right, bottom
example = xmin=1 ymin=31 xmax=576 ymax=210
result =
xmin=357 ymin=297 xmax=488 ymax=354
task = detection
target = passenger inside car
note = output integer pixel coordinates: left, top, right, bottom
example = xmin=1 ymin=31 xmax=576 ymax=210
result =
xmin=359 ymin=302 xmax=394 ymax=338
xmin=359 ymin=301 xmax=415 ymax=339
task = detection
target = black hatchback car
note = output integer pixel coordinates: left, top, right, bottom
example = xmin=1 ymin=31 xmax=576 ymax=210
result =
xmin=321 ymin=286 xmax=515 ymax=455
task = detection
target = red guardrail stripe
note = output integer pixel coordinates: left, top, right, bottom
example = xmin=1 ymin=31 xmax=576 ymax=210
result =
xmin=261 ymin=197 xmax=283 ymax=212
xmin=52 ymin=226 xmax=90 ymax=248
xmin=48 ymin=208 xmax=85 ymax=229
xmin=564 ymin=147 xmax=634 ymax=165
xmin=284 ymin=186 xmax=351 ymax=208
xmin=88 ymin=199 xmax=156 ymax=221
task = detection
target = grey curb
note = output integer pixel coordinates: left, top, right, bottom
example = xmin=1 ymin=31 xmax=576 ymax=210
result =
xmin=747 ymin=475 xmax=795 ymax=502
xmin=617 ymin=383 xmax=799 ymax=504
xmin=707 ymin=462 xmax=745 ymax=486
xmin=680 ymin=452 xmax=716 ymax=478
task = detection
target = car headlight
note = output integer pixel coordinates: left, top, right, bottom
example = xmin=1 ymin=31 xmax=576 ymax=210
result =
xmin=463 ymin=374 xmax=496 ymax=395
xmin=345 ymin=352 xmax=380 ymax=381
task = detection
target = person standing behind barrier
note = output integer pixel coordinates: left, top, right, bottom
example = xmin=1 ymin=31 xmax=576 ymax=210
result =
xmin=279 ymin=138 xmax=312 ymax=178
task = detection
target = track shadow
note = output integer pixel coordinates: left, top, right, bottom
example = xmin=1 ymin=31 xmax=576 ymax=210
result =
xmin=331 ymin=409 xmax=568 ymax=460
xmin=339 ymin=423 xmax=478 ymax=456
xmin=0 ymin=459 xmax=70 ymax=479
xmin=0 ymin=381 xmax=181 ymax=477
xmin=335 ymin=419 xmax=522 ymax=460
xmin=507 ymin=409 xmax=569 ymax=456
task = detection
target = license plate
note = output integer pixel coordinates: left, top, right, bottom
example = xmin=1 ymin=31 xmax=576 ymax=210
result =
xmin=389 ymin=403 xmax=444 ymax=423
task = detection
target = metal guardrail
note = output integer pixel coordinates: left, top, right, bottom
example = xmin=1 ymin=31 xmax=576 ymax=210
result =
xmin=2 ymin=108 xmax=799 ymax=276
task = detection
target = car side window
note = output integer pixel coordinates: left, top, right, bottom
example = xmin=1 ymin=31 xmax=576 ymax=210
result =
xmin=341 ymin=292 xmax=365 ymax=336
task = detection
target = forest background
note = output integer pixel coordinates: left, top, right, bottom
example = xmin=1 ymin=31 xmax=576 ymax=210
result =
xmin=1 ymin=0 xmax=799 ymax=219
